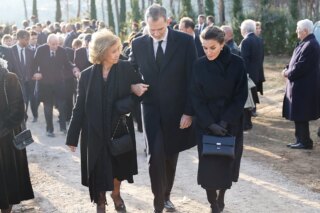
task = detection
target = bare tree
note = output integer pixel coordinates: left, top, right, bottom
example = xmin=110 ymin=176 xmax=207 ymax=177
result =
xmin=198 ymin=0 xmax=204 ymax=15
xmin=77 ymin=0 xmax=81 ymax=18
xmin=142 ymin=0 xmax=146 ymax=11
xmin=66 ymin=0 xmax=69 ymax=22
xmin=149 ymin=0 xmax=154 ymax=5
xmin=218 ymin=0 xmax=225 ymax=25
xmin=22 ymin=0 xmax=28 ymax=20
xmin=114 ymin=0 xmax=120 ymax=35
xmin=101 ymin=0 xmax=105 ymax=22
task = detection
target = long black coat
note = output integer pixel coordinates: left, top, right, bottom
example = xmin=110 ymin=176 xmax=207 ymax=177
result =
xmin=191 ymin=47 xmax=248 ymax=189
xmin=282 ymin=34 xmax=320 ymax=121
xmin=240 ymin=33 xmax=265 ymax=86
xmin=0 ymin=69 xmax=34 ymax=209
xmin=66 ymin=60 xmax=141 ymax=199
xmin=130 ymin=28 xmax=197 ymax=156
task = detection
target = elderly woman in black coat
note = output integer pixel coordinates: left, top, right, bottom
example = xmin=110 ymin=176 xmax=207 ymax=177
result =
xmin=66 ymin=29 xmax=147 ymax=212
xmin=0 ymin=58 xmax=34 ymax=213
xmin=191 ymin=26 xmax=248 ymax=213
xmin=283 ymin=19 xmax=320 ymax=149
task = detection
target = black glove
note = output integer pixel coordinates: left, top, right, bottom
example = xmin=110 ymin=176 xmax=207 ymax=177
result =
xmin=208 ymin=123 xmax=227 ymax=136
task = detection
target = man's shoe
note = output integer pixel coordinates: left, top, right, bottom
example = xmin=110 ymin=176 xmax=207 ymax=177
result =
xmin=32 ymin=117 xmax=38 ymax=123
xmin=290 ymin=143 xmax=313 ymax=150
xmin=317 ymin=127 xmax=320 ymax=137
xmin=251 ymin=111 xmax=258 ymax=117
xmin=164 ymin=200 xmax=176 ymax=212
xmin=286 ymin=142 xmax=299 ymax=147
xmin=153 ymin=210 xmax=163 ymax=213
xmin=46 ymin=132 xmax=55 ymax=137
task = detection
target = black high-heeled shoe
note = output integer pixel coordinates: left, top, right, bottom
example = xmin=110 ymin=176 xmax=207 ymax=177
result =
xmin=111 ymin=194 xmax=126 ymax=212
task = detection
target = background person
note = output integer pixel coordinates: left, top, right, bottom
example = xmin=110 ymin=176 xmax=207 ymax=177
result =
xmin=283 ymin=19 xmax=320 ymax=150
xmin=0 ymin=58 xmax=34 ymax=213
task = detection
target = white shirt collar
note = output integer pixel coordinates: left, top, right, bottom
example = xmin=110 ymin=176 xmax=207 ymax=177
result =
xmin=152 ymin=27 xmax=169 ymax=43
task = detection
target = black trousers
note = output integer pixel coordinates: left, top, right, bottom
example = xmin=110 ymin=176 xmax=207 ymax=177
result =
xmin=149 ymin=129 xmax=179 ymax=211
xmin=64 ymin=78 xmax=76 ymax=122
xmin=23 ymin=81 xmax=39 ymax=119
xmin=243 ymin=108 xmax=252 ymax=128
xmin=41 ymin=83 xmax=66 ymax=133
xmin=294 ymin=121 xmax=313 ymax=146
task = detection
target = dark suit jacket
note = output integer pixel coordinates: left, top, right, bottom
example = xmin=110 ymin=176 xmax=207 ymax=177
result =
xmin=130 ymin=27 xmax=197 ymax=155
xmin=74 ymin=47 xmax=91 ymax=72
xmin=195 ymin=23 xmax=207 ymax=35
xmin=240 ymin=33 xmax=265 ymax=84
xmin=194 ymin=35 xmax=205 ymax=57
xmin=33 ymin=44 xmax=74 ymax=84
xmin=63 ymin=31 xmax=77 ymax=48
xmin=11 ymin=44 xmax=35 ymax=82
xmin=37 ymin=32 xmax=47 ymax=45
xmin=0 ymin=45 xmax=16 ymax=74
xmin=283 ymin=34 xmax=320 ymax=121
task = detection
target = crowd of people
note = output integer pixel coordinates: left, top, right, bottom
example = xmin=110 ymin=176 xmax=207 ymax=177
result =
xmin=0 ymin=3 xmax=320 ymax=213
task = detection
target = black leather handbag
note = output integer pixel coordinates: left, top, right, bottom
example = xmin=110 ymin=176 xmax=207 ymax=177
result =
xmin=109 ymin=116 xmax=133 ymax=156
xmin=201 ymin=134 xmax=235 ymax=158
xmin=3 ymin=75 xmax=34 ymax=150
xmin=13 ymin=129 xmax=34 ymax=150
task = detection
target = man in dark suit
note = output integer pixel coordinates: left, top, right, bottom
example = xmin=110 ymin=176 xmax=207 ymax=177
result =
xmin=35 ymin=23 xmax=47 ymax=46
xmin=195 ymin=14 xmax=207 ymax=36
xmin=178 ymin=16 xmax=205 ymax=57
xmin=63 ymin=23 xmax=77 ymax=48
xmin=74 ymin=34 xmax=92 ymax=73
xmin=240 ymin=19 xmax=265 ymax=130
xmin=221 ymin=25 xmax=240 ymax=56
xmin=129 ymin=4 xmax=197 ymax=213
xmin=11 ymin=30 xmax=38 ymax=122
xmin=33 ymin=34 xmax=78 ymax=137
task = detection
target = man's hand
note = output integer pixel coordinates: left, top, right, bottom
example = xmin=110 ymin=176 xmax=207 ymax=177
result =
xmin=131 ymin=83 xmax=149 ymax=97
xmin=32 ymin=73 xmax=42 ymax=80
xmin=282 ymin=68 xmax=288 ymax=78
xmin=73 ymin=67 xmax=81 ymax=78
xmin=68 ymin=145 xmax=76 ymax=152
xmin=180 ymin=114 xmax=192 ymax=129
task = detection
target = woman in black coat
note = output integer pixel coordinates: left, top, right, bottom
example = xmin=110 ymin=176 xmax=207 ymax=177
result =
xmin=282 ymin=19 xmax=320 ymax=149
xmin=191 ymin=26 xmax=248 ymax=213
xmin=66 ymin=29 xmax=146 ymax=213
xmin=0 ymin=58 xmax=34 ymax=213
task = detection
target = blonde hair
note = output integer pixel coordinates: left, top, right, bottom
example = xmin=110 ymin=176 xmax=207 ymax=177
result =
xmin=89 ymin=29 xmax=121 ymax=64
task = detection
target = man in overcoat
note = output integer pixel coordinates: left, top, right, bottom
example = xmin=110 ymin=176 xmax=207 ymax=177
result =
xmin=283 ymin=19 xmax=320 ymax=149
xmin=240 ymin=19 xmax=265 ymax=130
xmin=129 ymin=4 xmax=197 ymax=213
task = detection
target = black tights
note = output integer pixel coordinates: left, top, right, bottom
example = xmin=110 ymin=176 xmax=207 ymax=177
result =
xmin=96 ymin=192 xmax=106 ymax=213
xmin=206 ymin=189 xmax=227 ymax=212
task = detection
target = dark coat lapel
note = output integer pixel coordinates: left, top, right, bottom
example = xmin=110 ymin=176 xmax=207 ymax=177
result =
xmin=161 ymin=28 xmax=179 ymax=71
xmin=85 ymin=65 xmax=103 ymax=139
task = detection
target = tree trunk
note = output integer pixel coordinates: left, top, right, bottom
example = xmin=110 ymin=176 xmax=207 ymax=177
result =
xmin=77 ymin=0 xmax=81 ymax=18
xmin=101 ymin=0 xmax=105 ymax=22
xmin=218 ymin=0 xmax=225 ymax=25
xmin=66 ymin=0 xmax=69 ymax=22
xmin=149 ymin=0 xmax=154 ymax=5
xmin=23 ymin=0 xmax=28 ymax=20
xmin=198 ymin=0 xmax=204 ymax=15
xmin=142 ymin=0 xmax=146 ymax=11
xmin=114 ymin=0 xmax=120 ymax=35
xmin=315 ymin=0 xmax=320 ymax=20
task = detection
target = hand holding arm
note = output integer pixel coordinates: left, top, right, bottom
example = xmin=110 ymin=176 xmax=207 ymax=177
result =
xmin=180 ymin=114 xmax=192 ymax=129
xmin=131 ymin=83 xmax=149 ymax=97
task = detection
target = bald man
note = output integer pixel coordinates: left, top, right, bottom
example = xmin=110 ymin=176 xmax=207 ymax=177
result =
xmin=33 ymin=34 xmax=79 ymax=137
xmin=221 ymin=25 xmax=240 ymax=56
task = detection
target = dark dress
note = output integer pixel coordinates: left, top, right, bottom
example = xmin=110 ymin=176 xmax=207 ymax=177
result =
xmin=0 ymin=68 xmax=34 ymax=209
xmin=66 ymin=60 xmax=142 ymax=202
xmin=191 ymin=47 xmax=248 ymax=189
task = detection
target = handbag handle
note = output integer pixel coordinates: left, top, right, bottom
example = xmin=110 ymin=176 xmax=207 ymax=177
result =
xmin=111 ymin=115 xmax=129 ymax=140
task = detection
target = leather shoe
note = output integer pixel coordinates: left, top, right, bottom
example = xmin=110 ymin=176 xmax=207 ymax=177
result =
xmin=32 ymin=117 xmax=38 ymax=123
xmin=46 ymin=132 xmax=55 ymax=137
xmin=290 ymin=143 xmax=313 ymax=150
xmin=164 ymin=200 xmax=176 ymax=212
xmin=153 ymin=210 xmax=163 ymax=213
xmin=286 ymin=142 xmax=299 ymax=147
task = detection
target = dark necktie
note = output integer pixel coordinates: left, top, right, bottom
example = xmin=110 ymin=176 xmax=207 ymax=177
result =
xmin=20 ymin=48 xmax=25 ymax=66
xmin=156 ymin=40 xmax=164 ymax=69
xmin=51 ymin=51 xmax=55 ymax=58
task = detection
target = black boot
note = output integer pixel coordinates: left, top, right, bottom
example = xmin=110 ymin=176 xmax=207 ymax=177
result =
xmin=217 ymin=189 xmax=226 ymax=212
xmin=1 ymin=205 xmax=13 ymax=213
xmin=206 ymin=189 xmax=220 ymax=213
